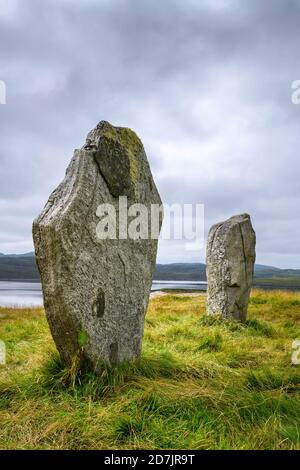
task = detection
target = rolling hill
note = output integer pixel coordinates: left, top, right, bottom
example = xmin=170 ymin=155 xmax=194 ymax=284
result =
xmin=1 ymin=253 xmax=300 ymax=288
xmin=0 ymin=253 xmax=39 ymax=281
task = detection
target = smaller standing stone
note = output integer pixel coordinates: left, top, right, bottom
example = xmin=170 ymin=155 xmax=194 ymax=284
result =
xmin=206 ymin=214 xmax=256 ymax=321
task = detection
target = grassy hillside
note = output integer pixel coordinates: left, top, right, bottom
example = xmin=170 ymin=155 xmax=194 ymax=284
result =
xmin=0 ymin=290 xmax=300 ymax=450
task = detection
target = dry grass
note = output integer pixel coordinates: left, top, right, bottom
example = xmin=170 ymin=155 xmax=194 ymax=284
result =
xmin=0 ymin=289 xmax=300 ymax=449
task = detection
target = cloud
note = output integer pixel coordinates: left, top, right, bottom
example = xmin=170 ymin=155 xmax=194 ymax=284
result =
xmin=0 ymin=0 xmax=300 ymax=266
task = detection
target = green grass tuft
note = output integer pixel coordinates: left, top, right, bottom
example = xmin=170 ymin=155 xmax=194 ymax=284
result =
xmin=245 ymin=318 xmax=276 ymax=337
xmin=196 ymin=333 xmax=223 ymax=352
xmin=1 ymin=290 xmax=300 ymax=449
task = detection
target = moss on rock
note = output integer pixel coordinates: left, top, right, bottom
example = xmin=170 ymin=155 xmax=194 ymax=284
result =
xmin=93 ymin=121 xmax=144 ymax=199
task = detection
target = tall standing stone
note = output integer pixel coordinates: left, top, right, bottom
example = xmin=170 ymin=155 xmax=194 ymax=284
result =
xmin=206 ymin=214 xmax=256 ymax=321
xmin=33 ymin=121 xmax=163 ymax=371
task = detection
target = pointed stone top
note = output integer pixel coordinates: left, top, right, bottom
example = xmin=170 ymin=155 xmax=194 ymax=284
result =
xmin=218 ymin=213 xmax=251 ymax=226
xmin=83 ymin=121 xmax=145 ymax=198
xmin=83 ymin=120 xmax=143 ymax=154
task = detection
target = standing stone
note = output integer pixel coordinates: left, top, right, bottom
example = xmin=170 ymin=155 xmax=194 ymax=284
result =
xmin=33 ymin=121 xmax=163 ymax=371
xmin=206 ymin=214 xmax=256 ymax=321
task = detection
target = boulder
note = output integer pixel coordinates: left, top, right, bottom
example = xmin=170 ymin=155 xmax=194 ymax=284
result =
xmin=33 ymin=121 xmax=163 ymax=371
xmin=206 ymin=214 xmax=256 ymax=321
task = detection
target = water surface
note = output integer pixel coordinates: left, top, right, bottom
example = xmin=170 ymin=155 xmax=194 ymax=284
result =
xmin=0 ymin=281 xmax=43 ymax=307
xmin=0 ymin=280 xmax=207 ymax=307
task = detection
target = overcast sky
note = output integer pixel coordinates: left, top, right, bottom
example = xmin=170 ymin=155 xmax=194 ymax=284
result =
xmin=0 ymin=0 xmax=300 ymax=267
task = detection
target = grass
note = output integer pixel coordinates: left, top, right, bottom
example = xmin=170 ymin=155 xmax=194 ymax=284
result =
xmin=0 ymin=289 xmax=300 ymax=450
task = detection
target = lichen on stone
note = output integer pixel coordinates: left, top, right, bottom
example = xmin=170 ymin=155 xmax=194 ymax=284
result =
xmin=98 ymin=121 xmax=143 ymax=197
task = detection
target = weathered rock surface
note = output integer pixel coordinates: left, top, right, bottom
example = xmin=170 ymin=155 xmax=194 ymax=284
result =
xmin=206 ymin=214 xmax=256 ymax=321
xmin=33 ymin=121 xmax=163 ymax=371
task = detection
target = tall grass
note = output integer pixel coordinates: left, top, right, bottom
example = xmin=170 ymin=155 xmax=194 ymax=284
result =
xmin=0 ymin=290 xmax=300 ymax=449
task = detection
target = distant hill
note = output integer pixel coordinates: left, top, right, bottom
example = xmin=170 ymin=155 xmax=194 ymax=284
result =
xmin=1 ymin=253 xmax=300 ymax=288
xmin=254 ymin=264 xmax=280 ymax=273
xmin=0 ymin=253 xmax=39 ymax=281
xmin=156 ymin=263 xmax=300 ymax=289
xmin=155 ymin=263 xmax=207 ymax=281
xmin=0 ymin=252 xmax=34 ymax=257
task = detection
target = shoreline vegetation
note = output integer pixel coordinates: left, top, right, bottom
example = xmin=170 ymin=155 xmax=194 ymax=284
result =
xmin=1 ymin=289 xmax=300 ymax=450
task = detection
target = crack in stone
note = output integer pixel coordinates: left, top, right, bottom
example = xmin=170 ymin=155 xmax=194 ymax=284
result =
xmin=238 ymin=222 xmax=248 ymax=284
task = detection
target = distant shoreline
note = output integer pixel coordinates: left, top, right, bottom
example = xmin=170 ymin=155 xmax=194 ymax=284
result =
xmin=1 ymin=279 xmax=300 ymax=291
xmin=2 ymin=257 xmax=300 ymax=290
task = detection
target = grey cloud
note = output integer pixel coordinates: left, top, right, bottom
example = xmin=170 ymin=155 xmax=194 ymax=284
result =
xmin=0 ymin=0 xmax=300 ymax=267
